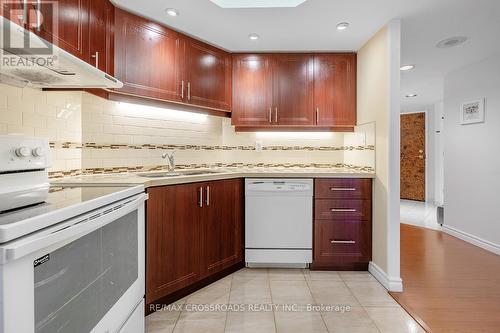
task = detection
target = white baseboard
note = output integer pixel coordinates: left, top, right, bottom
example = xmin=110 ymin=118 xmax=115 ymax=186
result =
xmin=442 ymin=225 xmax=500 ymax=256
xmin=368 ymin=262 xmax=403 ymax=292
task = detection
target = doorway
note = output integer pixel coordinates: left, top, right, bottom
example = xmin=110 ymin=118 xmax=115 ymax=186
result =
xmin=400 ymin=112 xmax=426 ymax=201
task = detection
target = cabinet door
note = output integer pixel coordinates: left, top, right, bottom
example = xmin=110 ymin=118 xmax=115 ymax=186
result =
xmin=114 ymin=8 xmax=183 ymax=102
xmin=231 ymin=54 xmax=273 ymax=126
xmin=273 ymin=54 xmax=314 ymax=125
xmin=200 ymin=179 xmax=243 ymax=278
xmin=314 ymin=54 xmax=356 ymax=126
xmin=88 ymin=0 xmax=114 ymax=73
xmin=146 ymin=183 xmax=203 ymax=304
xmin=31 ymin=0 xmax=90 ymax=60
xmin=0 ymin=0 xmax=25 ymax=27
xmin=184 ymin=37 xmax=232 ymax=111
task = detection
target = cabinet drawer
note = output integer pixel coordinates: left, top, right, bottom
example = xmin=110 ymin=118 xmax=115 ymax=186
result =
xmin=314 ymin=220 xmax=371 ymax=263
xmin=315 ymin=179 xmax=372 ymax=199
xmin=315 ymin=199 xmax=371 ymax=220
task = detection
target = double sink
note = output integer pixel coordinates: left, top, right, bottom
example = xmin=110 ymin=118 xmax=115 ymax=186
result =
xmin=138 ymin=170 xmax=223 ymax=178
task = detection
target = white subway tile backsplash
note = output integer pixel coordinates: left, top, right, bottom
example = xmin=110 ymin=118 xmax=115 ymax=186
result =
xmin=0 ymin=95 xmax=7 ymax=109
xmin=23 ymin=112 xmax=47 ymax=128
xmin=6 ymin=124 xmax=35 ymax=136
xmin=0 ymin=83 xmax=375 ymax=175
xmin=8 ymin=96 xmax=35 ymax=113
xmin=1 ymin=109 xmax=23 ymax=125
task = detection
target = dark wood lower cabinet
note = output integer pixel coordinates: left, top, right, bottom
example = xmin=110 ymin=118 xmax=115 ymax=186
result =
xmin=312 ymin=178 xmax=372 ymax=270
xmin=146 ymin=179 xmax=243 ymax=306
xmin=146 ymin=183 xmax=202 ymax=304
xmin=200 ymin=179 xmax=243 ymax=278
xmin=313 ymin=220 xmax=371 ymax=270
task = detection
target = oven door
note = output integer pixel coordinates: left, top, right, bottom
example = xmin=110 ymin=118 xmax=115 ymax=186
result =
xmin=0 ymin=193 xmax=147 ymax=333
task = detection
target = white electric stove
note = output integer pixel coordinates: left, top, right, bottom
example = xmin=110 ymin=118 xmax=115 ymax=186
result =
xmin=0 ymin=135 xmax=147 ymax=333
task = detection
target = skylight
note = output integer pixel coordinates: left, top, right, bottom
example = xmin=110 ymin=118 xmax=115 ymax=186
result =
xmin=209 ymin=0 xmax=308 ymax=8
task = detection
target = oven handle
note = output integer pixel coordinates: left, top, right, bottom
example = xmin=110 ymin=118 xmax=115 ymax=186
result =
xmin=0 ymin=193 xmax=148 ymax=264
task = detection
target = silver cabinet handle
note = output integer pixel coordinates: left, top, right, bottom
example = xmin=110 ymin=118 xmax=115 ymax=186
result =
xmin=187 ymin=82 xmax=191 ymax=101
xmin=36 ymin=0 xmax=41 ymax=31
xmin=316 ymin=107 xmax=319 ymax=124
xmin=205 ymin=186 xmax=210 ymax=206
xmin=330 ymin=187 xmax=356 ymax=191
xmin=330 ymin=208 xmax=357 ymax=212
xmin=269 ymin=107 xmax=272 ymax=123
xmin=198 ymin=187 xmax=203 ymax=207
xmin=181 ymin=80 xmax=185 ymax=99
xmin=22 ymin=0 xmax=28 ymax=26
xmin=91 ymin=52 xmax=99 ymax=69
xmin=331 ymin=240 xmax=356 ymax=244
xmin=275 ymin=107 xmax=278 ymax=123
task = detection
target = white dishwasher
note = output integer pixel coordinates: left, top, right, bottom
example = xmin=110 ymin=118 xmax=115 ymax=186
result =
xmin=245 ymin=178 xmax=313 ymax=267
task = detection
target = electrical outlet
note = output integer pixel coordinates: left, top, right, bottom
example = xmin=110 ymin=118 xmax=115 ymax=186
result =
xmin=255 ymin=140 xmax=263 ymax=152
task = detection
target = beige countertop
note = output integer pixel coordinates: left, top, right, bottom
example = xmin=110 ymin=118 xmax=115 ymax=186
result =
xmin=51 ymin=167 xmax=375 ymax=188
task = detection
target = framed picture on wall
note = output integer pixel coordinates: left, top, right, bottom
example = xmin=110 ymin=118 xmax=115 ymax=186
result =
xmin=461 ymin=98 xmax=485 ymax=124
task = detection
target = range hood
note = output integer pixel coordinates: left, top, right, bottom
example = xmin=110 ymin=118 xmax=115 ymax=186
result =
xmin=0 ymin=16 xmax=123 ymax=89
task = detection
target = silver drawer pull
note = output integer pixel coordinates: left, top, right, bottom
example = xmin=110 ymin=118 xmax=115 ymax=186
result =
xmin=331 ymin=240 xmax=356 ymax=244
xmin=330 ymin=208 xmax=357 ymax=212
xmin=330 ymin=187 xmax=356 ymax=191
xmin=198 ymin=187 xmax=203 ymax=208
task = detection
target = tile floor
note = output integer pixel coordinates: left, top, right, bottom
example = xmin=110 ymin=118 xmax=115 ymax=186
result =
xmin=400 ymin=200 xmax=441 ymax=230
xmin=146 ymin=268 xmax=425 ymax=333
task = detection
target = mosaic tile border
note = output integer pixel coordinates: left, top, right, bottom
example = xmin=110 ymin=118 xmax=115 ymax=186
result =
xmin=49 ymin=141 xmax=375 ymax=152
xmin=48 ymin=163 xmax=375 ymax=179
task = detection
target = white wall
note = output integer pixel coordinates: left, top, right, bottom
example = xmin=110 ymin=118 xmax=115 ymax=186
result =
xmin=357 ymin=20 xmax=402 ymax=291
xmin=434 ymin=101 xmax=444 ymax=205
xmin=443 ymin=54 xmax=500 ymax=254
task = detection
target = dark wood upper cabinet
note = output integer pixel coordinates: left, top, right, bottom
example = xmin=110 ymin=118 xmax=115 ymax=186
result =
xmin=146 ymin=183 xmax=202 ymax=304
xmin=314 ymin=54 xmax=357 ymax=126
xmin=231 ymin=54 xmax=273 ymax=126
xmin=0 ymin=0 xmax=25 ymax=27
xmin=273 ymin=54 xmax=315 ymax=126
xmin=113 ymin=10 xmax=232 ymax=113
xmin=31 ymin=0 xmax=90 ymax=61
xmin=200 ymin=179 xmax=243 ymax=278
xmin=114 ymin=8 xmax=183 ymax=102
xmin=88 ymin=0 xmax=114 ymax=73
xmin=232 ymin=53 xmax=356 ymax=130
xmin=1 ymin=2 xmax=357 ymax=126
xmin=184 ymin=37 xmax=232 ymax=111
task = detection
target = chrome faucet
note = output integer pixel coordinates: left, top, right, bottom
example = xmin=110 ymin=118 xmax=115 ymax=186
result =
xmin=162 ymin=151 xmax=175 ymax=173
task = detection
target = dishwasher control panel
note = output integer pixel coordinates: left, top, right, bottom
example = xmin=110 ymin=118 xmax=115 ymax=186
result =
xmin=245 ymin=179 xmax=313 ymax=195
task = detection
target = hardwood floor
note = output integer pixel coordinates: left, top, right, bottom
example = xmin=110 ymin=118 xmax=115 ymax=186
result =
xmin=391 ymin=224 xmax=500 ymax=333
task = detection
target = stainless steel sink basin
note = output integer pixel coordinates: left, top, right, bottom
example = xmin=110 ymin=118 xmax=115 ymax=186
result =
xmin=138 ymin=170 xmax=222 ymax=178
xmin=180 ymin=170 xmax=222 ymax=176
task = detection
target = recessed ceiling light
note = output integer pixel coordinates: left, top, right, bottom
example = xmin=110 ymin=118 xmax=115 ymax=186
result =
xmin=248 ymin=33 xmax=260 ymax=41
xmin=436 ymin=36 xmax=467 ymax=48
xmin=336 ymin=22 xmax=350 ymax=31
xmin=166 ymin=8 xmax=178 ymax=17
xmin=400 ymin=64 xmax=415 ymax=71
xmin=406 ymin=94 xmax=418 ymax=98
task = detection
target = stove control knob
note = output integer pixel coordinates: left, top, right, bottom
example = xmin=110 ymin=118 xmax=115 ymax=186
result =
xmin=32 ymin=147 xmax=45 ymax=157
xmin=15 ymin=146 xmax=31 ymax=158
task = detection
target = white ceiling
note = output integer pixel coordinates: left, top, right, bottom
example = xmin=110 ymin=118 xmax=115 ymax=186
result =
xmin=112 ymin=0 xmax=500 ymax=112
